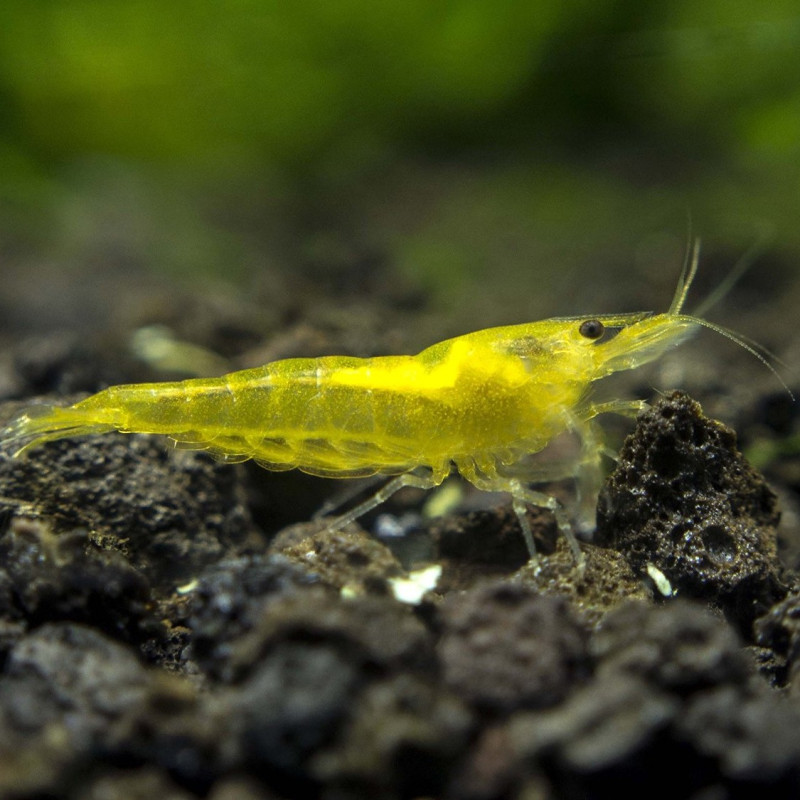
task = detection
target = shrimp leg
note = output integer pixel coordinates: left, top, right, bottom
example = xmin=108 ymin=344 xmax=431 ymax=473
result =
xmin=571 ymin=400 xmax=649 ymax=526
xmin=585 ymin=398 xmax=649 ymax=420
xmin=321 ymin=470 xmax=443 ymax=533
xmin=312 ymin=473 xmax=392 ymax=520
xmin=503 ymin=478 xmax=579 ymax=564
xmin=457 ymin=454 xmax=581 ymax=564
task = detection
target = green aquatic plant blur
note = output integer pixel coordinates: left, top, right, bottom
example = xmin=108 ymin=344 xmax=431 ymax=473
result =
xmin=0 ymin=0 xmax=798 ymax=322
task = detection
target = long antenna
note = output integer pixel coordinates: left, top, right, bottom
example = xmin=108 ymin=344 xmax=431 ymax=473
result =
xmin=691 ymin=317 xmax=794 ymax=401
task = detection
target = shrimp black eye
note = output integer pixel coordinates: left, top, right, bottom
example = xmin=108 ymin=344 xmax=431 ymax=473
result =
xmin=579 ymin=319 xmax=605 ymax=340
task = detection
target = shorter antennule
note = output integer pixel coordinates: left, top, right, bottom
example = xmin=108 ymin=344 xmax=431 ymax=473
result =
xmin=669 ymin=238 xmax=702 ymax=315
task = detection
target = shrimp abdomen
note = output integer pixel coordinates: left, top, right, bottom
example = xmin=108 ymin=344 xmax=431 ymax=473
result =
xmin=1 ymin=356 xmax=437 ymax=473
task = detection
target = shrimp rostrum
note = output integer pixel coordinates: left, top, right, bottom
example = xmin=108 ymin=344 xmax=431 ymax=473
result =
xmin=0 ymin=244 xmax=778 ymax=561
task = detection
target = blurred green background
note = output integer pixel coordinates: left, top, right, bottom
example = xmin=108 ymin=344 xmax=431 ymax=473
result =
xmin=0 ymin=0 xmax=798 ymax=348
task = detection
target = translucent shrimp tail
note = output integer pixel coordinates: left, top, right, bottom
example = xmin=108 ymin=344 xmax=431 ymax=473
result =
xmin=0 ymin=406 xmax=115 ymax=458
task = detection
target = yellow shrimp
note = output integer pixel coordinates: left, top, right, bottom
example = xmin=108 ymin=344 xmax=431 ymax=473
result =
xmin=0 ymin=243 xmax=781 ymax=560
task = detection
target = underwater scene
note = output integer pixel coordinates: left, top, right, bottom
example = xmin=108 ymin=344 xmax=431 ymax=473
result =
xmin=1 ymin=3 xmax=800 ymax=798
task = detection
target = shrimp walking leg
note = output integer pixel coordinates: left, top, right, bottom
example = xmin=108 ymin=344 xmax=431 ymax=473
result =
xmin=571 ymin=416 xmax=621 ymax=533
xmin=458 ymin=458 xmax=581 ymax=564
xmin=505 ymin=480 xmax=580 ymax=563
xmin=585 ymin=399 xmax=649 ymax=420
xmin=322 ymin=471 xmax=442 ymax=533
xmin=572 ymin=400 xmax=650 ymax=527
xmin=312 ymin=474 xmax=391 ymax=520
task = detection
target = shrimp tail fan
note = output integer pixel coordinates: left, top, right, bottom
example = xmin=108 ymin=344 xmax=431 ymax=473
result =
xmin=0 ymin=405 xmax=115 ymax=457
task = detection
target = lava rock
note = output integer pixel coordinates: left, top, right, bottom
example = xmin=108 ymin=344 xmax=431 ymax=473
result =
xmin=513 ymin=537 xmax=651 ymax=628
xmin=502 ymin=599 xmax=791 ymax=798
xmin=188 ymin=554 xmax=318 ymax=681
xmin=222 ymin=590 xmax=437 ymax=683
xmin=233 ymin=640 xmax=361 ymax=789
xmin=593 ymin=600 xmax=753 ymax=693
xmin=0 ymin=623 xmax=151 ymax=745
xmin=430 ymin=504 xmax=549 ymax=569
xmin=0 ymin=516 xmax=154 ymax=645
xmin=508 ymin=673 xmax=679 ymax=792
xmin=438 ymin=583 xmax=590 ymax=714
xmin=678 ymin=684 xmax=800 ymax=788
xmin=272 ymin=523 xmax=405 ymax=596
xmin=313 ymin=674 xmax=474 ymax=798
xmin=596 ymin=391 xmax=785 ymax=633
xmin=754 ymin=590 xmax=800 ymax=691
xmin=0 ymin=419 xmax=258 ymax=588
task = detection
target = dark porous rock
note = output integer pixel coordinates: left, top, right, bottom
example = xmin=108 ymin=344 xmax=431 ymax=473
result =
xmin=0 ymin=560 xmax=28 ymax=657
xmin=313 ymin=674 xmax=474 ymax=799
xmin=0 ymin=421 xmax=258 ymax=588
xmin=447 ymin=724 xmax=534 ymax=800
xmin=105 ymin=673 xmax=238 ymax=794
xmin=593 ymin=600 xmax=753 ymax=694
xmin=754 ymin=590 xmax=800 ymax=690
xmin=678 ymin=684 xmax=800 ymax=789
xmin=508 ymin=673 xmax=680 ymax=794
xmin=0 ymin=516 xmax=155 ymax=645
xmin=187 ymin=554 xmax=319 ymax=681
xmin=229 ymin=641 xmax=362 ymax=791
xmin=438 ymin=583 xmax=590 ymax=715
xmin=506 ymin=667 xmax=798 ymax=798
xmin=272 ymin=523 xmax=405 ymax=596
xmin=217 ymin=589 xmax=437 ymax=684
xmin=501 ymin=599 xmax=796 ymax=797
xmin=209 ymin=592 xmax=439 ymax=794
xmin=514 ymin=537 xmax=651 ymax=627
xmin=596 ymin=391 xmax=785 ymax=633
xmin=0 ymin=623 xmax=151 ymax=745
